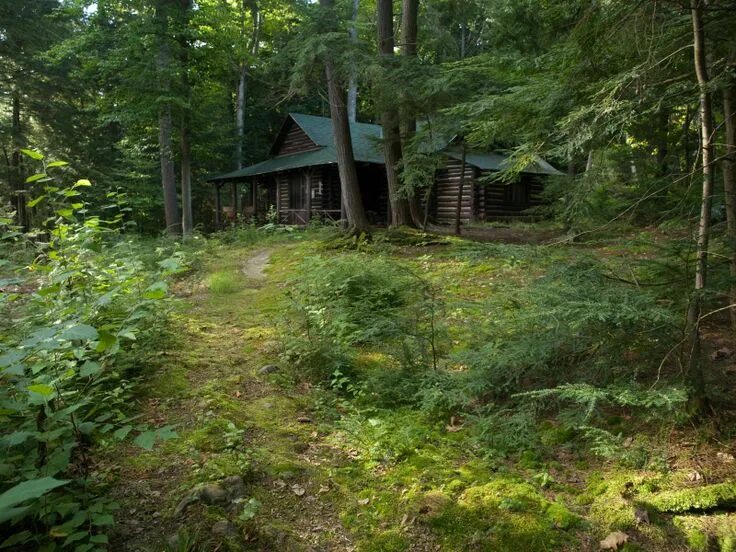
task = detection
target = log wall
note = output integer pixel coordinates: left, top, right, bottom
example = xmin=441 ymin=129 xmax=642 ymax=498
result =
xmin=274 ymin=123 xmax=319 ymax=156
xmin=434 ymin=159 xmax=475 ymax=225
xmin=482 ymin=174 xmax=544 ymax=219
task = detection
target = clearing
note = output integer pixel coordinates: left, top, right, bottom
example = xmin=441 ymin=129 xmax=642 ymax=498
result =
xmin=105 ymin=230 xmax=736 ymax=552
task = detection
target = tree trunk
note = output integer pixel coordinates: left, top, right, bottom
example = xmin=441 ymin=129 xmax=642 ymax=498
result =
xmin=319 ymin=0 xmax=369 ymax=233
xmin=686 ymin=0 xmax=714 ymax=403
xmin=454 ymin=143 xmax=467 ymax=236
xmin=656 ymin=108 xmax=669 ymax=177
xmin=325 ymin=60 xmax=370 ymax=234
xmin=723 ymin=84 xmax=736 ymax=332
xmin=181 ymin=122 xmax=193 ymax=235
xmin=347 ymin=0 xmax=359 ymax=123
xmin=159 ymin=105 xmax=181 ymax=235
xmin=401 ymin=0 xmax=418 ymax=57
xmin=377 ymin=0 xmax=409 ymax=227
xmin=179 ymin=0 xmax=193 ymax=236
xmin=156 ymin=0 xmax=181 ymax=235
xmin=401 ymin=0 xmax=423 ymax=227
xmin=236 ymin=0 xmax=260 ymax=169
xmin=10 ymin=89 xmax=28 ymax=231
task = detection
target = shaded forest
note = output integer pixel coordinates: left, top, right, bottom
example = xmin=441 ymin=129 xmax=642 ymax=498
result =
xmin=3 ymin=1 xmax=736 ymax=551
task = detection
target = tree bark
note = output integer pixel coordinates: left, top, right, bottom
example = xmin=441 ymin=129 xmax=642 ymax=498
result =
xmin=454 ymin=143 xmax=467 ymax=236
xmin=377 ymin=0 xmax=409 ymax=227
xmin=656 ymin=108 xmax=669 ymax=177
xmin=723 ymin=84 xmax=736 ymax=332
xmin=179 ymin=0 xmax=193 ymax=236
xmin=159 ymin=104 xmax=181 ymax=235
xmin=325 ymin=60 xmax=370 ymax=233
xmin=686 ymin=0 xmax=714 ymax=403
xmin=181 ymin=122 xmax=193 ymax=235
xmin=10 ymin=88 xmax=28 ymax=231
xmin=347 ymin=0 xmax=359 ymax=123
xmin=156 ymin=0 xmax=181 ymax=235
xmin=236 ymin=0 xmax=260 ymax=169
xmin=320 ymin=0 xmax=370 ymax=234
xmin=401 ymin=0 xmax=423 ymax=227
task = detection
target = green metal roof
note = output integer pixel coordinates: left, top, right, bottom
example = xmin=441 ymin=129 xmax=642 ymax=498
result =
xmin=212 ymin=148 xmax=337 ymax=179
xmin=288 ymin=113 xmax=384 ymax=164
xmin=445 ymin=149 xmax=564 ymax=176
xmin=208 ymin=113 xmax=561 ymax=182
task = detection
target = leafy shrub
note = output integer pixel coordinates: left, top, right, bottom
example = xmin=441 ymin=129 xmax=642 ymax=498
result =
xmin=445 ymin=258 xmax=677 ymax=400
xmin=0 ymin=153 xmax=182 ymax=549
xmin=284 ymin=253 xmax=446 ymax=384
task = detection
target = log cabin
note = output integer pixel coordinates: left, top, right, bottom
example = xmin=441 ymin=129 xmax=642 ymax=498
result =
xmin=206 ymin=113 xmax=562 ymax=227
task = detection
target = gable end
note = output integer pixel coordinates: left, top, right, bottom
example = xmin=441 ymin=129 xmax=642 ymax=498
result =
xmin=270 ymin=116 xmax=320 ymax=156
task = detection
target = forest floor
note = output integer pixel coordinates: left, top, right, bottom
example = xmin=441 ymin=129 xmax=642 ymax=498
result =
xmin=104 ymin=229 xmax=736 ymax=552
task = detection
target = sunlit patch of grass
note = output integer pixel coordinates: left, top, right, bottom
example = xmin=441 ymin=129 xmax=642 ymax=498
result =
xmin=207 ymin=270 xmax=243 ymax=294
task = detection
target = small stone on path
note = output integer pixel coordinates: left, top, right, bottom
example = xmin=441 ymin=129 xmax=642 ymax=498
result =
xmin=212 ymin=520 xmax=238 ymax=537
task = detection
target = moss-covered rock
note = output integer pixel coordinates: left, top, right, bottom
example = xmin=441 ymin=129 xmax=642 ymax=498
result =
xmin=648 ymin=482 xmax=736 ymax=513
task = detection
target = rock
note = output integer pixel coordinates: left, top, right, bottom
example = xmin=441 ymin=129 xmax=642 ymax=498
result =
xmin=211 ymin=520 xmax=238 ymax=538
xmin=221 ymin=476 xmax=246 ymax=499
xmin=173 ymin=494 xmax=199 ymax=517
xmin=200 ymin=484 xmax=229 ymax=505
xmin=166 ymin=534 xmax=180 ymax=549
xmin=634 ymin=508 xmax=649 ymax=525
xmin=717 ymin=451 xmax=735 ymax=463
xmin=710 ymin=347 xmax=733 ymax=361
xmin=259 ymin=364 xmax=279 ymax=375
xmin=599 ymin=531 xmax=628 ymax=550
xmin=296 ymin=416 xmax=312 ymax=423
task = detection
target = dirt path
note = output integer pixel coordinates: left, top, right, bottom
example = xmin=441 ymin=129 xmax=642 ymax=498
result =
xmin=241 ymin=249 xmax=271 ymax=280
xmin=108 ymin=245 xmax=355 ymax=551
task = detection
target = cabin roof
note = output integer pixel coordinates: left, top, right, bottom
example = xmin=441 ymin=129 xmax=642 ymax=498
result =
xmin=445 ymin=149 xmax=564 ymax=176
xmin=208 ymin=113 xmax=562 ymax=182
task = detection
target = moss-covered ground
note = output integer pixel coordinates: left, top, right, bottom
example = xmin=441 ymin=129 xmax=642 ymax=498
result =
xmin=105 ymin=228 xmax=736 ymax=551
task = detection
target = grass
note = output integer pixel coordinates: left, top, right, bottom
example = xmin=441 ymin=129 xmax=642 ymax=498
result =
xmin=207 ymin=269 xmax=243 ymax=294
xmin=102 ymin=227 xmax=736 ymax=551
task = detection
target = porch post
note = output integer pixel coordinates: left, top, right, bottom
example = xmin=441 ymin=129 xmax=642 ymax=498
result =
xmin=305 ymin=170 xmax=312 ymax=224
xmin=231 ymin=181 xmax=238 ymax=221
xmin=469 ymin=168 xmax=476 ymax=223
xmin=251 ymin=177 xmax=257 ymax=218
xmin=214 ymin=182 xmax=222 ymax=229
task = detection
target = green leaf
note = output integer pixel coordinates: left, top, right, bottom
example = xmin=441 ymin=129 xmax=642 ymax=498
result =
xmin=61 ymin=324 xmax=98 ymax=341
xmin=112 ymin=425 xmax=133 ymax=440
xmin=27 ymin=195 xmax=46 ymax=208
xmin=143 ymin=281 xmax=168 ymax=300
xmin=19 ymin=149 xmax=44 ymax=160
xmin=118 ymin=330 xmax=136 ymax=341
xmin=95 ymin=331 xmax=118 ymax=353
xmin=0 ymin=431 xmax=35 ymax=447
xmin=25 ymin=173 xmax=48 ymax=183
xmin=27 ymin=384 xmax=55 ymax=397
xmin=89 ymin=535 xmax=108 ymax=544
xmin=46 ymin=161 xmax=69 ymax=168
xmin=0 ymin=350 xmax=25 ymax=368
xmin=0 ymin=530 xmax=32 ymax=549
xmin=133 ymin=431 xmax=156 ymax=450
xmin=91 ymin=513 xmax=113 ymax=526
xmin=0 ymin=477 xmax=69 ymax=522
xmin=62 ymin=532 xmax=88 ymax=547
xmin=79 ymin=361 xmax=102 ymax=377
xmin=73 ymin=179 xmax=92 ymax=188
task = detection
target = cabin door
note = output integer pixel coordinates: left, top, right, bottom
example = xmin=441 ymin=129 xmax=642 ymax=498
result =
xmin=288 ymin=172 xmax=309 ymax=225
